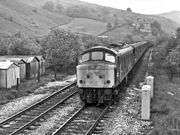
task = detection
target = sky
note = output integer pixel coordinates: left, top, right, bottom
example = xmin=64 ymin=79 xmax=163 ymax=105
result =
xmin=81 ymin=0 xmax=180 ymax=14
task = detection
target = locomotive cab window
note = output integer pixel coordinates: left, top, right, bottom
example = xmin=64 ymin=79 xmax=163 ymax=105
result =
xmin=105 ymin=53 xmax=115 ymax=63
xmin=79 ymin=53 xmax=90 ymax=63
xmin=92 ymin=51 xmax=103 ymax=60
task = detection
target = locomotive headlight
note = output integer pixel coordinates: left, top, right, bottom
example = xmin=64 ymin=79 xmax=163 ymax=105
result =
xmin=79 ymin=80 xmax=84 ymax=84
xmin=107 ymin=80 xmax=111 ymax=84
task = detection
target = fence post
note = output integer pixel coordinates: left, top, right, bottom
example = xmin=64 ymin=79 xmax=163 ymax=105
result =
xmin=146 ymin=76 xmax=154 ymax=98
xmin=141 ymin=85 xmax=151 ymax=120
xmin=16 ymin=78 xmax=19 ymax=90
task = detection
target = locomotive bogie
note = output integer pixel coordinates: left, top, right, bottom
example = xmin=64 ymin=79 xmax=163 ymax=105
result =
xmin=78 ymin=88 xmax=113 ymax=104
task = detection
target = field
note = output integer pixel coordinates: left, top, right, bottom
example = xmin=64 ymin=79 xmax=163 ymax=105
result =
xmin=59 ymin=18 xmax=107 ymax=35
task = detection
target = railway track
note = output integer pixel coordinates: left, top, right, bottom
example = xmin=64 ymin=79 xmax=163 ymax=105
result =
xmin=0 ymin=81 xmax=77 ymax=135
xmin=51 ymin=103 xmax=112 ymax=135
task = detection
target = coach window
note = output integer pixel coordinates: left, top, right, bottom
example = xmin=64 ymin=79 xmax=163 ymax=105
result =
xmin=79 ymin=53 xmax=90 ymax=63
xmin=105 ymin=53 xmax=115 ymax=63
xmin=92 ymin=52 xmax=103 ymax=60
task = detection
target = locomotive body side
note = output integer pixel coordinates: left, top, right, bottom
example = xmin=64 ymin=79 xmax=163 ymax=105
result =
xmin=131 ymin=41 xmax=149 ymax=62
xmin=116 ymin=46 xmax=135 ymax=84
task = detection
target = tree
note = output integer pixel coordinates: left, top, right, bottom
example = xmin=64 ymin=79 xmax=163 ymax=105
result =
xmin=151 ymin=21 xmax=162 ymax=31
xmin=41 ymin=29 xmax=80 ymax=79
xmin=0 ymin=39 xmax=8 ymax=55
xmin=175 ymin=27 xmax=180 ymax=45
xmin=8 ymin=35 xmax=31 ymax=55
xmin=151 ymin=21 xmax=162 ymax=36
xmin=42 ymin=1 xmax=55 ymax=12
xmin=165 ymin=48 xmax=180 ymax=80
xmin=55 ymin=4 xmax=64 ymax=13
xmin=106 ymin=22 xmax=113 ymax=30
xmin=127 ymin=8 xmax=132 ymax=12
xmin=176 ymin=27 xmax=180 ymax=39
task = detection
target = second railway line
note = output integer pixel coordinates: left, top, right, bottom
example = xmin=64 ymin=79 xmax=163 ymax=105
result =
xmin=0 ymin=81 xmax=77 ymax=135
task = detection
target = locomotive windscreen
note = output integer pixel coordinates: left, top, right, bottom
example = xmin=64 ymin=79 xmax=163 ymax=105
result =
xmin=79 ymin=53 xmax=90 ymax=63
xmin=92 ymin=51 xmax=103 ymax=60
xmin=79 ymin=51 xmax=116 ymax=64
xmin=105 ymin=53 xmax=115 ymax=63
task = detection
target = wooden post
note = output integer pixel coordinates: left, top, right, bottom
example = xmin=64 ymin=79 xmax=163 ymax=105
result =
xmin=16 ymin=78 xmax=19 ymax=90
xmin=141 ymin=85 xmax=151 ymax=120
xmin=38 ymin=60 xmax=40 ymax=82
xmin=146 ymin=76 xmax=154 ymax=98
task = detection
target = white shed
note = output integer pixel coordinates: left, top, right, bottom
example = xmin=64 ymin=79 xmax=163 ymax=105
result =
xmin=0 ymin=61 xmax=20 ymax=89
xmin=0 ymin=58 xmax=26 ymax=81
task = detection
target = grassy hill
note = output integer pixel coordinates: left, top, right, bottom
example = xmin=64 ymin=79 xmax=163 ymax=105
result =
xmin=159 ymin=11 xmax=180 ymax=25
xmin=0 ymin=0 xmax=179 ymax=39
xmin=0 ymin=0 xmax=71 ymax=37
xmin=18 ymin=0 xmax=98 ymax=8
xmin=59 ymin=18 xmax=107 ymax=35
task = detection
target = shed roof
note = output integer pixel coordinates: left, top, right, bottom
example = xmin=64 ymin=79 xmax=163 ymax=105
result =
xmin=0 ymin=56 xmax=39 ymax=63
xmin=0 ymin=58 xmax=26 ymax=64
xmin=0 ymin=61 xmax=17 ymax=70
xmin=16 ymin=56 xmax=39 ymax=63
xmin=26 ymin=57 xmax=35 ymax=63
xmin=36 ymin=56 xmax=45 ymax=61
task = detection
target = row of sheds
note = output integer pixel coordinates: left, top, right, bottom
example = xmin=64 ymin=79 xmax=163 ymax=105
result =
xmin=0 ymin=56 xmax=45 ymax=89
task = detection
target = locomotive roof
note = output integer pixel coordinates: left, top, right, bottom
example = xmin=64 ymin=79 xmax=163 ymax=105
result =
xmin=81 ymin=41 xmax=148 ymax=56
xmin=81 ymin=46 xmax=117 ymax=55
xmin=130 ymin=41 xmax=148 ymax=48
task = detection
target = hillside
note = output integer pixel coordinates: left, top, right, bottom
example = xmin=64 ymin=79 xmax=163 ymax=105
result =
xmin=21 ymin=0 xmax=179 ymax=35
xmin=0 ymin=0 xmax=179 ymax=38
xmin=59 ymin=18 xmax=107 ymax=35
xmin=159 ymin=11 xmax=180 ymax=25
xmin=18 ymin=0 xmax=98 ymax=8
xmin=0 ymin=0 xmax=71 ymax=37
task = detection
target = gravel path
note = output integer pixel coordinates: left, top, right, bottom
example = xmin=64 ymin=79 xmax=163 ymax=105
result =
xmin=102 ymin=87 xmax=151 ymax=135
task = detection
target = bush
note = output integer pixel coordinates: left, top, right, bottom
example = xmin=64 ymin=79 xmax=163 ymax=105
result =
xmin=42 ymin=1 xmax=55 ymax=12
xmin=126 ymin=7 xmax=132 ymax=12
xmin=32 ymin=8 xmax=38 ymax=13
xmin=6 ymin=93 xmax=15 ymax=100
xmin=10 ymin=90 xmax=19 ymax=98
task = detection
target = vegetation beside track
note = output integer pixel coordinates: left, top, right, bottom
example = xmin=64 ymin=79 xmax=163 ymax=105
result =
xmin=0 ymin=72 xmax=71 ymax=106
xmin=148 ymin=35 xmax=180 ymax=135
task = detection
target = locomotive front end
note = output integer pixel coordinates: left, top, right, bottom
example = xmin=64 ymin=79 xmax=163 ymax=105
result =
xmin=77 ymin=63 xmax=115 ymax=88
xmin=76 ymin=48 xmax=117 ymax=104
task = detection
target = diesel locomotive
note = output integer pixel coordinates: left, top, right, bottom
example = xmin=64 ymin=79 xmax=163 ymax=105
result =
xmin=76 ymin=41 xmax=150 ymax=104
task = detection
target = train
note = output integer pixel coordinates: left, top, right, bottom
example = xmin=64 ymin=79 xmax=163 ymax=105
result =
xmin=76 ymin=41 xmax=150 ymax=105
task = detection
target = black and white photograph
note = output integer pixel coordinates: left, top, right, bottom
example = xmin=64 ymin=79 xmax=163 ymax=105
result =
xmin=0 ymin=0 xmax=179 ymax=134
